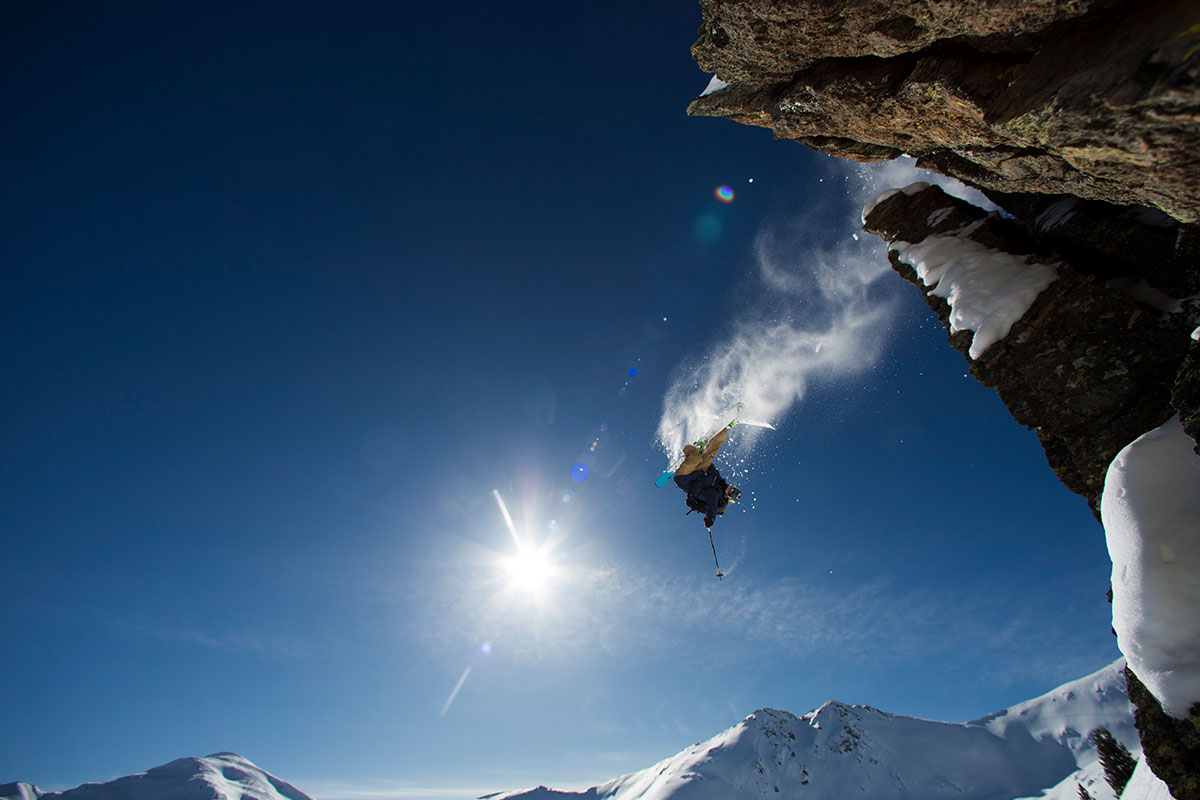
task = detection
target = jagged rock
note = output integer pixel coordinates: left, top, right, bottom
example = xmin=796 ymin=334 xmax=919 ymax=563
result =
xmin=1177 ymin=341 xmax=1200 ymax=455
xmin=689 ymin=0 xmax=1200 ymax=222
xmin=691 ymin=0 xmax=1107 ymax=83
xmin=1125 ymin=667 xmax=1200 ymax=800
xmin=862 ymin=183 xmax=1196 ymax=516
xmin=979 ymin=190 xmax=1200 ymax=297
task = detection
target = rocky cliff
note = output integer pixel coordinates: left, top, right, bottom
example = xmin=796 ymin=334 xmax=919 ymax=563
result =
xmin=689 ymin=0 xmax=1200 ymax=223
xmin=861 ymin=182 xmax=1198 ymax=514
xmin=687 ymin=1 xmax=1200 ymax=797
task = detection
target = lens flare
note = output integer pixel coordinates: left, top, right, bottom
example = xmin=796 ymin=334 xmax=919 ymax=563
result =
xmin=440 ymin=666 xmax=471 ymax=717
xmin=715 ymin=185 xmax=735 ymax=203
xmin=693 ymin=214 xmax=723 ymax=243
xmin=570 ymin=462 xmax=589 ymax=482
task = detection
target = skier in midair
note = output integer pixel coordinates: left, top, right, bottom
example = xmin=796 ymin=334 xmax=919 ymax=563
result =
xmin=672 ymin=423 xmax=741 ymax=528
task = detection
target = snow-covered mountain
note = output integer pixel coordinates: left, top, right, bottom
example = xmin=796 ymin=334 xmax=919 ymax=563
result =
xmin=488 ymin=660 xmax=1138 ymax=800
xmin=1 ymin=753 xmax=312 ymax=800
xmin=2 ymin=662 xmax=1150 ymax=800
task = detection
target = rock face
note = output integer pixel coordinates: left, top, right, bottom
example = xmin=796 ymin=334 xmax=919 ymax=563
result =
xmin=1125 ymin=667 xmax=1200 ymax=800
xmin=689 ymin=0 xmax=1200 ymax=223
xmin=862 ymin=183 xmax=1198 ymax=514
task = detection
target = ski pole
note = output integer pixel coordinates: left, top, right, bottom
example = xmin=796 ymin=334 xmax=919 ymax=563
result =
xmin=708 ymin=527 xmax=724 ymax=580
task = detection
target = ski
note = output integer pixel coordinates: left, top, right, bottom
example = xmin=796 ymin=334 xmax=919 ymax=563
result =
xmin=653 ymin=402 xmax=743 ymax=488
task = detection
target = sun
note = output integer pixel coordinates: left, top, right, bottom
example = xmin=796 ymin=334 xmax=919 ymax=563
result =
xmin=500 ymin=543 xmax=556 ymax=596
xmin=490 ymin=489 xmax=563 ymax=601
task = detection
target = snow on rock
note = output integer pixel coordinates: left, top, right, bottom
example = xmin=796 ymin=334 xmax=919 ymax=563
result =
xmin=890 ymin=233 xmax=1058 ymax=359
xmin=0 ymin=785 xmax=42 ymax=800
xmin=1104 ymin=278 xmax=1184 ymax=315
xmin=861 ymin=181 xmax=930 ymax=224
xmin=34 ymin=753 xmax=313 ymax=800
xmin=1102 ymin=415 xmax=1200 ymax=719
xmin=1033 ymin=198 xmax=1080 ymax=232
xmin=492 ymin=660 xmax=1135 ymax=800
xmin=700 ymin=75 xmax=729 ymax=96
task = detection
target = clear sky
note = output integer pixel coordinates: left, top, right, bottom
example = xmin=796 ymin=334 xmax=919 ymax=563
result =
xmin=2 ymin=2 xmax=1120 ymax=798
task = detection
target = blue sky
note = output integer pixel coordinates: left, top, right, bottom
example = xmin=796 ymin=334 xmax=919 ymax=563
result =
xmin=2 ymin=2 xmax=1119 ymax=797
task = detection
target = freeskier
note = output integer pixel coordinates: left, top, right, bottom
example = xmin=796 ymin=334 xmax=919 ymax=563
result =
xmin=656 ymin=403 xmax=744 ymax=578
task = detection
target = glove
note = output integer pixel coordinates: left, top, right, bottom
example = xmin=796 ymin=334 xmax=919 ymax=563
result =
xmin=704 ymin=514 xmax=715 ymax=528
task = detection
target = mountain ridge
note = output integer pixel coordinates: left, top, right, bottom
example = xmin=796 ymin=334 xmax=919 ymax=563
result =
xmin=2 ymin=661 xmax=1138 ymax=800
xmin=491 ymin=659 xmax=1135 ymax=800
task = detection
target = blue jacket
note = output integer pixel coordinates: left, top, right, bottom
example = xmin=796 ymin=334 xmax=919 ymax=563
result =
xmin=674 ymin=465 xmax=725 ymax=520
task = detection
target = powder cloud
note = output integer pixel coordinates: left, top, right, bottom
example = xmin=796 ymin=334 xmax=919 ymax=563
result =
xmin=657 ymin=157 xmax=992 ymax=456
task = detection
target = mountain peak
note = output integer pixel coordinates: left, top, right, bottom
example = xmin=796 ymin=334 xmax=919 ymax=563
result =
xmin=34 ymin=753 xmax=314 ymax=800
xmin=496 ymin=659 xmax=1136 ymax=800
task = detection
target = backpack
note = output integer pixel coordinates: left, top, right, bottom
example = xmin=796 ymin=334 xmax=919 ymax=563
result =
xmin=684 ymin=478 xmax=729 ymax=516
xmin=684 ymin=492 xmax=708 ymax=515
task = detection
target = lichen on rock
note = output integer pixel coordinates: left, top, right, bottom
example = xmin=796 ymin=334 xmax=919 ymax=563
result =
xmin=689 ymin=0 xmax=1200 ymax=222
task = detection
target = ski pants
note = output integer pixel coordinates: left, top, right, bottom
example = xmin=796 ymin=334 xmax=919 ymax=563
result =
xmin=674 ymin=425 xmax=730 ymax=477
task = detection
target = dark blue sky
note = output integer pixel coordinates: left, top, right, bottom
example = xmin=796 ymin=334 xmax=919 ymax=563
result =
xmin=2 ymin=3 xmax=1118 ymax=797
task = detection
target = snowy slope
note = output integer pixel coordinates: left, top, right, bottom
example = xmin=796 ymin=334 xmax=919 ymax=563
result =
xmin=0 ymin=785 xmax=41 ymax=800
xmin=972 ymin=659 xmax=1137 ymax=765
xmin=490 ymin=660 xmax=1136 ymax=800
xmin=1123 ymin=754 xmax=1176 ymax=800
xmin=3 ymin=753 xmax=314 ymax=800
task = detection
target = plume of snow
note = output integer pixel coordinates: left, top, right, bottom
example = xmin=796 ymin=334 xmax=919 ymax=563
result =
xmin=656 ymin=290 xmax=891 ymax=456
xmin=657 ymin=156 xmax=999 ymax=457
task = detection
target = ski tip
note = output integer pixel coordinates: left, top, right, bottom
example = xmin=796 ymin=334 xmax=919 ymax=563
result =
xmin=653 ymin=470 xmax=675 ymax=488
xmin=716 ymin=571 xmax=724 ymax=580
